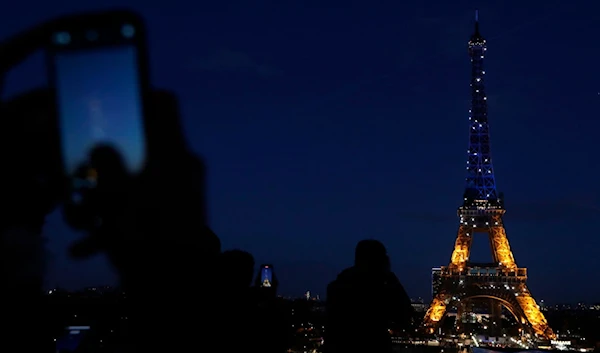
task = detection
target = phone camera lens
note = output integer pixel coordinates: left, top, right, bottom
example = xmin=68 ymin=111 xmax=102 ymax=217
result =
xmin=86 ymin=30 xmax=99 ymax=41
xmin=121 ymin=24 xmax=135 ymax=38
xmin=53 ymin=32 xmax=71 ymax=45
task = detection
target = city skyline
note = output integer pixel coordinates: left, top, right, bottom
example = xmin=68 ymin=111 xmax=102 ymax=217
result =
xmin=2 ymin=1 xmax=599 ymax=304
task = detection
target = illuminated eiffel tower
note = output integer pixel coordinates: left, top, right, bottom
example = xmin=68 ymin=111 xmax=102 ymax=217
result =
xmin=421 ymin=12 xmax=554 ymax=340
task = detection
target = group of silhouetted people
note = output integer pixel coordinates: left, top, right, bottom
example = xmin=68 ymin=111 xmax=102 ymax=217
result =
xmin=182 ymin=235 xmax=415 ymax=353
xmin=206 ymin=237 xmax=415 ymax=353
xmin=213 ymin=237 xmax=416 ymax=353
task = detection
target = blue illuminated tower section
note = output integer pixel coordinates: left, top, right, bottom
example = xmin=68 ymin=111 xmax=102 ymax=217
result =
xmin=463 ymin=10 xmax=500 ymax=208
xmin=452 ymin=10 xmax=512 ymax=271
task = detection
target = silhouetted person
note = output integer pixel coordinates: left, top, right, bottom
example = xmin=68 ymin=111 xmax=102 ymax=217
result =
xmin=324 ymin=239 xmax=414 ymax=353
xmin=215 ymin=250 xmax=257 ymax=352
xmin=218 ymin=249 xmax=255 ymax=290
xmin=63 ymin=100 xmax=221 ymax=353
xmin=1 ymin=88 xmax=221 ymax=353
xmin=1 ymin=21 xmax=69 ymax=353
xmin=251 ymin=265 xmax=289 ymax=353
xmin=215 ymin=252 xmax=288 ymax=353
xmin=1 ymin=15 xmax=223 ymax=353
xmin=0 ymin=89 xmax=63 ymax=353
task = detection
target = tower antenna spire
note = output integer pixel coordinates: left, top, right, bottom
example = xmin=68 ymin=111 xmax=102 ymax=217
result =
xmin=475 ymin=9 xmax=479 ymax=22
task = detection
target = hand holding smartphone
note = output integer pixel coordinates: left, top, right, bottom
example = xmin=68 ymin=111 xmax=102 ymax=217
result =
xmin=46 ymin=11 xmax=150 ymax=203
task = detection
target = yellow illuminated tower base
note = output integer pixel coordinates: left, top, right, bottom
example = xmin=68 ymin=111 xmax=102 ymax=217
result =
xmin=421 ymin=206 xmax=554 ymax=339
xmin=421 ymin=12 xmax=554 ymax=341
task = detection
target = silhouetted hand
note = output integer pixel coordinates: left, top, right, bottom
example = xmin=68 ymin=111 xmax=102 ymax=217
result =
xmin=63 ymin=90 xmax=221 ymax=352
xmin=65 ymin=90 xmax=220 ymax=283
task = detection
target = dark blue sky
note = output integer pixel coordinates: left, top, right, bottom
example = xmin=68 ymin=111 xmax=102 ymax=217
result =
xmin=2 ymin=0 xmax=599 ymax=304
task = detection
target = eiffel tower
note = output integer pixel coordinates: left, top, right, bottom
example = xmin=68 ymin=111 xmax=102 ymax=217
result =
xmin=421 ymin=12 xmax=554 ymax=340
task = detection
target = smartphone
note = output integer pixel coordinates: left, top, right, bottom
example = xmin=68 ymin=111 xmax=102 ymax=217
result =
xmin=47 ymin=11 xmax=150 ymax=185
xmin=259 ymin=264 xmax=274 ymax=288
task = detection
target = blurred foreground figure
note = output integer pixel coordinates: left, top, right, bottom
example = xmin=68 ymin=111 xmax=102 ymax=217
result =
xmin=0 ymin=87 xmax=62 ymax=353
xmin=325 ymin=239 xmax=414 ymax=353
xmin=64 ymin=93 xmax=221 ymax=353
xmin=0 ymin=14 xmax=220 ymax=352
xmin=0 ymin=87 xmax=221 ymax=353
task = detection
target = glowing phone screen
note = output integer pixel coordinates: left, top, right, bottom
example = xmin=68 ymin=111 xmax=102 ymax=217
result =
xmin=261 ymin=266 xmax=273 ymax=287
xmin=54 ymin=45 xmax=146 ymax=175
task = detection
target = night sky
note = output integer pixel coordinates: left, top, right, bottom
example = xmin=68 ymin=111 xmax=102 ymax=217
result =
xmin=1 ymin=0 xmax=599 ymax=304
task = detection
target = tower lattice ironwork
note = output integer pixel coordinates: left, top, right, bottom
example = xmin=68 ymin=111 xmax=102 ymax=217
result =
xmin=421 ymin=12 xmax=554 ymax=340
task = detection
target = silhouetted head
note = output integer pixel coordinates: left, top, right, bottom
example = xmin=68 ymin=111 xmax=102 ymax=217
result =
xmin=354 ymin=239 xmax=389 ymax=272
xmin=203 ymin=226 xmax=221 ymax=256
xmin=219 ymin=250 xmax=255 ymax=289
